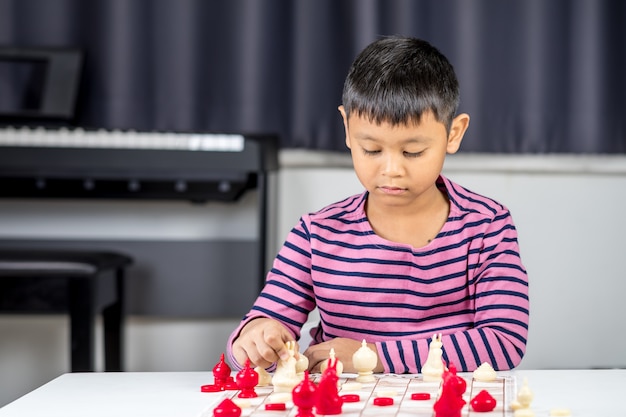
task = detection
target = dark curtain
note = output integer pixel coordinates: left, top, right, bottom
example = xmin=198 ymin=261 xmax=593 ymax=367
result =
xmin=0 ymin=0 xmax=624 ymax=153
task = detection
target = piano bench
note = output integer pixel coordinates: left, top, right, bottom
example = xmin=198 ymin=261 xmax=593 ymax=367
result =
xmin=0 ymin=249 xmax=132 ymax=372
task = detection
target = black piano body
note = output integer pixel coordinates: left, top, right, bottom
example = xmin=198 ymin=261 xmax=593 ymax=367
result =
xmin=0 ymin=128 xmax=278 ymax=203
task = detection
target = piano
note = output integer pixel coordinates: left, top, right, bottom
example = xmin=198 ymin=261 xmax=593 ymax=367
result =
xmin=0 ymin=126 xmax=278 ymax=202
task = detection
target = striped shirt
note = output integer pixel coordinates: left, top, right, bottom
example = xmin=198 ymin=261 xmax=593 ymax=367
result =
xmin=227 ymin=175 xmax=529 ymax=373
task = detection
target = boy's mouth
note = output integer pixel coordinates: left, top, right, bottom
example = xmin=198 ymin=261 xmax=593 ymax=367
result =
xmin=379 ymin=186 xmax=406 ymax=195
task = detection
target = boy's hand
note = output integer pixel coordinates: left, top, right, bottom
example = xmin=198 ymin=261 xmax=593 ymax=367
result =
xmin=232 ymin=318 xmax=296 ymax=369
xmin=303 ymin=337 xmax=384 ymax=373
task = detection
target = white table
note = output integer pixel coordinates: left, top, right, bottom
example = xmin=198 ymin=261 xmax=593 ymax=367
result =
xmin=0 ymin=369 xmax=623 ymax=416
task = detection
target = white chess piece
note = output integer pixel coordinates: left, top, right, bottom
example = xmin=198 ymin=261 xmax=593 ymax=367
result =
xmin=295 ymin=351 xmax=309 ymax=377
xmin=254 ymin=366 xmax=272 ymax=387
xmin=271 ymin=341 xmax=301 ymax=393
xmin=511 ymin=378 xmax=535 ymax=416
xmin=352 ymin=339 xmax=377 ymax=383
xmin=320 ymin=348 xmax=344 ymax=376
xmin=473 ymin=362 xmax=497 ymax=382
xmin=421 ymin=333 xmax=445 ymax=382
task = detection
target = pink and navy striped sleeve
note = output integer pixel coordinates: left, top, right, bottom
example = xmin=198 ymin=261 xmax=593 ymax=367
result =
xmin=227 ymin=175 xmax=529 ymax=373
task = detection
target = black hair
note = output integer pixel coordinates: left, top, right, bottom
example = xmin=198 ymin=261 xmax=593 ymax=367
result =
xmin=342 ymin=36 xmax=460 ymax=131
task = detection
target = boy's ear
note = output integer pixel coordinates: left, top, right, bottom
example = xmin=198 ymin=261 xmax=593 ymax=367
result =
xmin=446 ymin=113 xmax=470 ymax=154
xmin=338 ymin=105 xmax=351 ymax=150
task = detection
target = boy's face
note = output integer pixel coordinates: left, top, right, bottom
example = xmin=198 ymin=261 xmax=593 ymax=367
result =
xmin=339 ymin=106 xmax=469 ymax=211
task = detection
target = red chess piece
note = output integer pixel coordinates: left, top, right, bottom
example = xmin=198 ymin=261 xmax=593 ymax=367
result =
xmin=470 ymin=389 xmax=497 ymax=412
xmin=213 ymin=353 xmax=232 ymax=389
xmin=202 ymin=353 xmax=234 ymax=392
xmin=447 ymin=363 xmax=467 ymax=397
xmin=292 ymin=370 xmax=317 ymax=417
xmin=433 ymin=366 xmax=466 ymax=417
xmin=213 ymin=398 xmax=241 ymax=417
xmin=236 ymin=359 xmax=258 ymax=398
xmin=315 ymin=358 xmax=343 ymax=415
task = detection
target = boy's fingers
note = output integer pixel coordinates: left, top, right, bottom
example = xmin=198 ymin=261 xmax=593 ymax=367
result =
xmin=273 ymin=346 xmax=288 ymax=361
xmin=272 ymin=338 xmax=298 ymax=361
xmin=232 ymin=345 xmax=248 ymax=367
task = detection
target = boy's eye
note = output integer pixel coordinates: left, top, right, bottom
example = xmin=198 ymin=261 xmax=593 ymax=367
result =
xmin=362 ymin=149 xmax=381 ymax=156
xmin=404 ymin=150 xmax=424 ymax=158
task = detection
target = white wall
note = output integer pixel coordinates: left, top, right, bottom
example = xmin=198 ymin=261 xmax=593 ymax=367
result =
xmin=1 ymin=151 xmax=625 ymax=407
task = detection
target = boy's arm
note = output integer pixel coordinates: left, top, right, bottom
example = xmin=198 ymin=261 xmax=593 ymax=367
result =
xmin=226 ymin=217 xmax=316 ymax=370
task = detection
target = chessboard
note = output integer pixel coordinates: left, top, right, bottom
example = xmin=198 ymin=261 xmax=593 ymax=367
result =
xmin=201 ymin=372 xmax=516 ymax=417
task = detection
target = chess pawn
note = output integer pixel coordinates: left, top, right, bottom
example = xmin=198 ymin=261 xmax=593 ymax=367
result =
xmin=352 ymin=339 xmax=377 ymax=383
xmin=319 ymin=348 xmax=344 ymax=376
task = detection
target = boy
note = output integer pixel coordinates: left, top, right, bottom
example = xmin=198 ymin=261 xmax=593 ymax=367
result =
xmin=227 ymin=36 xmax=529 ymax=374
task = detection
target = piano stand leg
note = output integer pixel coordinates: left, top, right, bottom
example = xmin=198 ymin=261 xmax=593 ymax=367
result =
xmin=68 ymin=277 xmax=96 ymax=372
xmin=103 ymin=269 xmax=125 ymax=372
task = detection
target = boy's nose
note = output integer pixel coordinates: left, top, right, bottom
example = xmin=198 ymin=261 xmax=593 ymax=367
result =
xmin=382 ymin=154 xmax=404 ymax=177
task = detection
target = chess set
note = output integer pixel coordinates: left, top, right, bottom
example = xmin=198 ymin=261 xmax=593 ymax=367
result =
xmin=203 ymin=372 xmax=516 ymax=417
xmin=200 ymin=336 xmax=540 ymax=417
